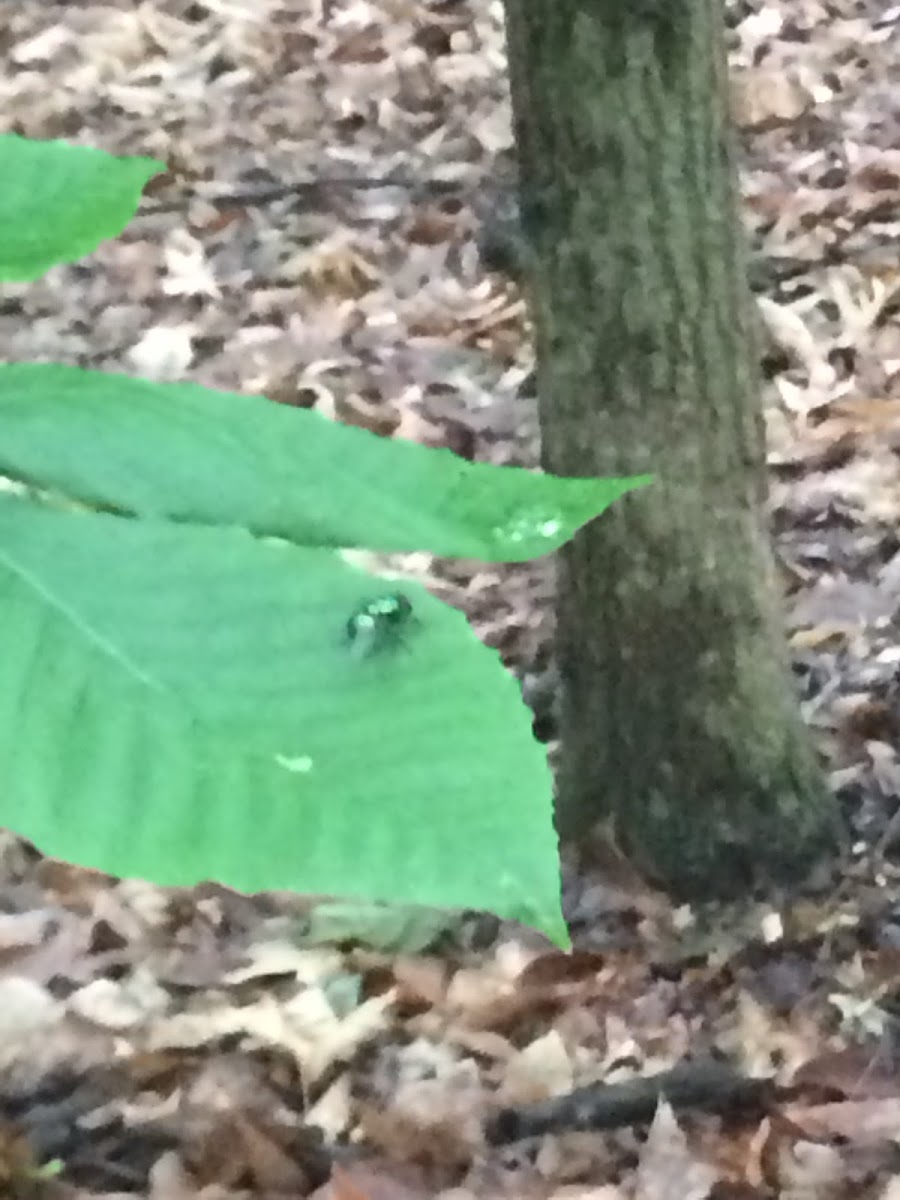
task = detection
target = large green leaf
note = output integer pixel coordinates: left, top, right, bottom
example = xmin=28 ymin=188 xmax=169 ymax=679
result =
xmin=0 ymin=495 xmax=566 ymax=943
xmin=0 ymin=136 xmax=163 ymax=281
xmin=0 ymin=363 xmax=650 ymax=562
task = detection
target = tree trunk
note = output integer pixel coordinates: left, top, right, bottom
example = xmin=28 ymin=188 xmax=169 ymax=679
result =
xmin=503 ymin=0 xmax=838 ymax=896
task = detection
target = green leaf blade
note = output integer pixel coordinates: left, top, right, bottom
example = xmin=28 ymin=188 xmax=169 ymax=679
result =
xmin=0 ymin=497 xmax=566 ymax=943
xmin=0 ymin=136 xmax=164 ymax=281
xmin=0 ymin=363 xmax=649 ymax=563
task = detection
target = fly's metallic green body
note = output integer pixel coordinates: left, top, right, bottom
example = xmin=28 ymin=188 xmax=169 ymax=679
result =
xmin=346 ymin=592 xmax=415 ymax=659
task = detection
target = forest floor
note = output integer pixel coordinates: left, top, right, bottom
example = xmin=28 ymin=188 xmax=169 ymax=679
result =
xmin=1 ymin=0 xmax=900 ymax=1196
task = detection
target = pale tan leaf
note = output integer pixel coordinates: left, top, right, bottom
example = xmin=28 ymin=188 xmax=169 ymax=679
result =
xmin=634 ymin=1100 xmax=718 ymax=1200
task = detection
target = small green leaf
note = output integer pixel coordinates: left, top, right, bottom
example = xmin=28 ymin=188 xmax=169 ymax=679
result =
xmin=0 ymin=135 xmax=163 ymax=281
xmin=0 ymin=363 xmax=650 ymax=563
xmin=295 ymin=901 xmax=474 ymax=954
xmin=28 ymin=1159 xmax=64 ymax=1180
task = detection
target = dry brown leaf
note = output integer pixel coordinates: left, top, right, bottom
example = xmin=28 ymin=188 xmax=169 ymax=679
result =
xmin=634 ymin=1100 xmax=718 ymax=1200
xmin=499 ymin=1029 xmax=575 ymax=1105
xmin=772 ymin=1138 xmax=846 ymax=1200
xmin=878 ymin=1176 xmax=900 ymax=1200
xmin=223 ymin=938 xmax=343 ymax=986
xmin=306 ymin=1074 xmax=353 ymax=1141
xmin=67 ymin=970 xmax=169 ymax=1031
xmin=148 ymin=1150 xmax=199 ymax=1200
xmin=732 ymin=69 xmax=814 ymax=129
xmin=127 ymin=323 xmax=196 ymax=380
xmin=792 ymin=1046 xmax=900 ymax=1100
xmin=358 ymin=1044 xmax=485 ymax=1169
xmin=548 ymin=1189 xmax=628 ymax=1200
xmin=784 ymin=1098 xmax=900 ymax=1146
xmin=0 ymin=977 xmax=61 ymax=1053
xmin=149 ymin=985 xmax=394 ymax=1084
xmin=317 ymin=1161 xmax=432 ymax=1200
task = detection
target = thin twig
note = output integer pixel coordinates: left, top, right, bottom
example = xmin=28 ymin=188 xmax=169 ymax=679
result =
xmin=141 ymin=175 xmax=467 ymax=216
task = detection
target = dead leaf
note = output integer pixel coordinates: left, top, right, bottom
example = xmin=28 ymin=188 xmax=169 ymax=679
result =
xmin=732 ymin=69 xmax=814 ymax=129
xmin=127 ymin=324 xmax=195 ymax=380
xmin=499 ymin=1029 xmax=575 ymax=1105
xmin=772 ymin=1138 xmax=846 ymax=1200
xmin=634 ymin=1100 xmax=718 ymax=1200
xmin=784 ymin=1098 xmax=900 ymax=1145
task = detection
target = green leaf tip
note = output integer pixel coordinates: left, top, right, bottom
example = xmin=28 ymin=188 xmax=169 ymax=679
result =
xmin=0 ymin=134 xmax=165 ymax=281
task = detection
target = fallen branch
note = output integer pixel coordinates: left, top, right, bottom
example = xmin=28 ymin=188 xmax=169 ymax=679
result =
xmin=486 ymin=1060 xmax=778 ymax=1143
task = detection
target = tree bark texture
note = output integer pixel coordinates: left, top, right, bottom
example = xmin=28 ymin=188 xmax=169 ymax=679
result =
xmin=503 ymin=0 xmax=838 ymax=896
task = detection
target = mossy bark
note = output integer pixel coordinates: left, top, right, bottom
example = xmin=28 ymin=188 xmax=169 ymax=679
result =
xmin=503 ymin=0 xmax=838 ymax=897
